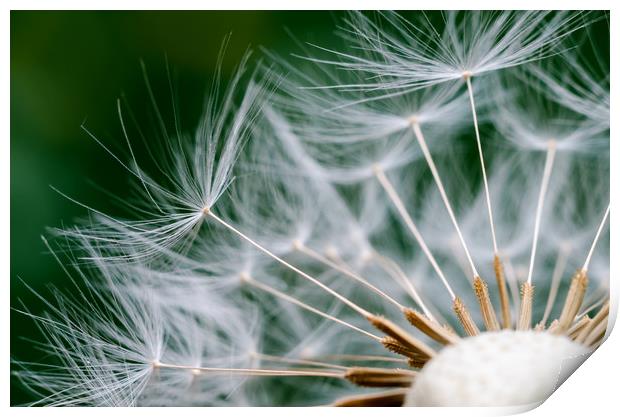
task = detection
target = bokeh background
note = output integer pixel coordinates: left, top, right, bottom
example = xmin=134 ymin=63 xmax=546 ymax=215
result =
xmin=11 ymin=11 xmax=609 ymax=405
xmin=10 ymin=11 xmax=345 ymax=404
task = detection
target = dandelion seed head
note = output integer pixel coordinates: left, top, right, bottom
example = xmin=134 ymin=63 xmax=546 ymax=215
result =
xmin=406 ymin=330 xmax=589 ymax=406
xmin=56 ymin=49 xmax=274 ymax=263
xmin=14 ymin=10 xmax=610 ymax=408
xmin=308 ymin=11 xmax=592 ymax=97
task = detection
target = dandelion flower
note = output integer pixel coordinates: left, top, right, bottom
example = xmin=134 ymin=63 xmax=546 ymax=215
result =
xmin=13 ymin=11 xmax=610 ymax=408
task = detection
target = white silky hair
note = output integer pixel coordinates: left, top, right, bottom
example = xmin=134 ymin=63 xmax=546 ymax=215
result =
xmin=251 ymin=106 xmax=391 ymax=256
xmin=55 ymin=46 xmax=274 ymax=264
xmin=416 ymin=153 xmax=538 ymax=263
xmin=527 ymin=36 xmax=610 ymax=129
xmin=270 ymin=49 xmax=473 ymax=138
xmin=307 ymin=11 xmax=594 ymax=96
xmin=490 ymin=69 xmax=609 ymax=154
xmin=14 ymin=238 xmax=263 ymax=406
xmin=14 ymin=11 xmax=609 ymax=407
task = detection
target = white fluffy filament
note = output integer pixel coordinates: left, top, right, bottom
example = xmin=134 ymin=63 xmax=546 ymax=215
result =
xmin=154 ymin=362 xmax=344 ymax=378
xmin=412 ymin=121 xmax=478 ymax=278
xmin=245 ymin=275 xmax=382 ymax=341
xmin=295 ymin=242 xmax=406 ymax=311
xmin=541 ymin=244 xmax=570 ymax=326
xmin=526 ymin=140 xmax=557 ymax=285
xmin=583 ymin=204 xmax=610 ymax=271
xmin=252 ymin=353 xmax=349 ymax=370
xmin=373 ymin=165 xmax=456 ymax=300
xmin=370 ymin=251 xmax=436 ymax=321
xmin=206 ymin=210 xmax=373 ymax=318
xmin=318 ymin=354 xmax=408 ymax=364
xmin=466 ymin=76 xmax=499 ymax=255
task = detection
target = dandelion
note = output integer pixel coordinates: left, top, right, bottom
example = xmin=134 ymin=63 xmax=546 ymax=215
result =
xmin=57 ymin=44 xmax=273 ymax=263
xmin=13 ymin=11 xmax=610 ymax=407
xmin=305 ymin=12 xmax=602 ymax=321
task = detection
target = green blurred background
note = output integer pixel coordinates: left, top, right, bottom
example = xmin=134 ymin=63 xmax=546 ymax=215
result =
xmin=10 ymin=11 xmax=609 ymax=405
xmin=10 ymin=11 xmax=344 ymax=404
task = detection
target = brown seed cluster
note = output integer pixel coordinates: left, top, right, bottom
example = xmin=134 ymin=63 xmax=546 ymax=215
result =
xmin=324 ymin=262 xmax=608 ymax=406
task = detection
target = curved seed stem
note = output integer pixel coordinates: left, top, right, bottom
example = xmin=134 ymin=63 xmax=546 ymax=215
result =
xmin=295 ymin=243 xmax=405 ymax=310
xmin=245 ymin=276 xmax=382 ymax=342
xmin=583 ymin=204 xmax=610 ymax=271
xmin=466 ymin=76 xmax=498 ymax=254
xmin=155 ymin=362 xmax=345 ymax=379
xmin=541 ymin=245 xmax=570 ymax=326
xmin=207 ymin=210 xmax=372 ymax=318
xmin=526 ymin=141 xmax=557 ymax=285
xmin=412 ymin=122 xmax=478 ymax=277
xmin=374 ymin=166 xmax=456 ymax=300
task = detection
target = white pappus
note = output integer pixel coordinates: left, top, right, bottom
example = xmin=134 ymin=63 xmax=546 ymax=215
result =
xmin=13 ymin=10 xmax=610 ymax=408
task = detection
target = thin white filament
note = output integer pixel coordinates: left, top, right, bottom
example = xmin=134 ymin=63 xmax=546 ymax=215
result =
xmin=412 ymin=122 xmax=478 ymax=278
xmin=155 ymin=362 xmax=344 ymax=378
xmin=369 ymin=251 xmax=436 ymax=321
xmin=466 ymin=76 xmax=499 ymax=254
xmin=502 ymin=256 xmax=521 ymax=322
xmin=245 ymin=275 xmax=381 ymax=341
xmin=526 ymin=141 xmax=557 ymax=285
xmin=252 ymin=353 xmax=349 ymax=370
xmin=116 ymin=99 xmax=162 ymax=214
xmin=318 ymin=354 xmax=408 ymax=364
xmin=374 ymin=166 xmax=456 ymax=300
xmin=206 ymin=210 xmax=373 ymax=318
xmin=577 ymin=292 xmax=609 ymax=320
xmin=295 ymin=243 xmax=405 ymax=311
xmin=541 ymin=244 xmax=570 ymax=325
xmin=583 ymin=204 xmax=610 ymax=271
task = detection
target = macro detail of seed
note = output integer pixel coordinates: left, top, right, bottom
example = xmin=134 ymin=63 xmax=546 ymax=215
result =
xmin=405 ymin=331 xmax=590 ymax=407
xmin=12 ymin=10 xmax=609 ymax=407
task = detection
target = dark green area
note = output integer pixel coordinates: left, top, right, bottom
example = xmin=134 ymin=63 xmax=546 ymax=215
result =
xmin=10 ymin=10 xmax=343 ymax=404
